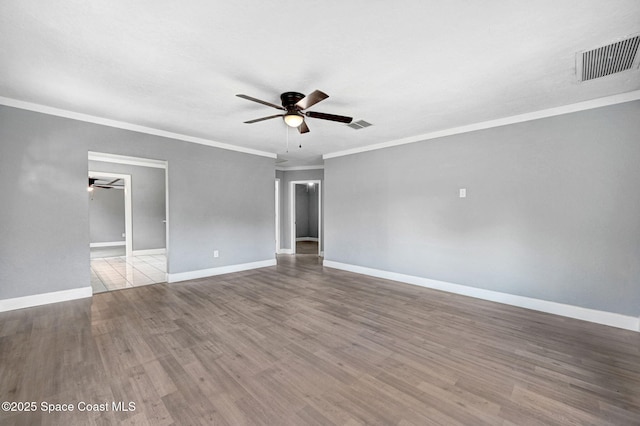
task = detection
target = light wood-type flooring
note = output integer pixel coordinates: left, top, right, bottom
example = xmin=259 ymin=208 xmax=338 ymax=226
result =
xmin=1 ymin=255 xmax=639 ymax=425
xmin=296 ymin=241 xmax=319 ymax=255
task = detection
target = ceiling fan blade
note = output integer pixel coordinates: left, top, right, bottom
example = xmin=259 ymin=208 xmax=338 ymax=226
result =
xmin=305 ymin=111 xmax=353 ymax=124
xmin=295 ymin=90 xmax=328 ymax=110
xmin=244 ymin=114 xmax=283 ymax=124
xmin=298 ymin=121 xmax=310 ymax=134
xmin=94 ymin=185 xmax=119 ymax=189
xmin=236 ymin=94 xmax=285 ymax=110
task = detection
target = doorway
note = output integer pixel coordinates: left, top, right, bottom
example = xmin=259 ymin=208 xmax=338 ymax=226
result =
xmin=290 ymin=180 xmax=321 ymax=256
xmin=88 ymin=152 xmax=169 ymax=293
xmin=88 ymin=171 xmax=132 ymax=258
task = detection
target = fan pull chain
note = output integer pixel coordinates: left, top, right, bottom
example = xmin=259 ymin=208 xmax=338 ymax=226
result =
xmin=286 ymin=126 xmax=289 ymax=152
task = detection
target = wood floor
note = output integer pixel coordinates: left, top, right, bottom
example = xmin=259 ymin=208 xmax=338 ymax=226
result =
xmin=296 ymin=241 xmax=319 ymax=255
xmin=1 ymin=255 xmax=639 ymax=425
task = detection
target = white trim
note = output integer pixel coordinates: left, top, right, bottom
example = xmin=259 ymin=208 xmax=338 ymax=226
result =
xmin=276 ymin=165 xmax=324 ymax=171
xmin=296 ymin=237 xmax=319 ymax=242
xmin=323 ymin=90 xmax=640 ymax=160
xmin=290 ymin=180 xmax=322 ymax=256
xmin=0 ymin=96 xmax=276 ymax=159
xmin=164 ymin=162 xmax=170 ymax=273
xmin=167 ymin=259 xmax=276 ymax=283
xmin=323 ymin=261 xmax=640 ymax=332
xmin=275 ymin=178 xmax=280 ymax=254
xmin=89 ymin=170 xmax=133 ymax=257
xmin=89 ymin=151 xmax=167 ymax=169
xmin=132 ymin=248 xmax=166 ymax=256
xmin=0 ymin=287 xmax=93 ymax=313
xmin=90 ymin=241 xmax=125 ymax=248
xmin=277 ymin=249 xmax=294 ymax=255
xmin=88 ymin=152 xmax=169 ymax=274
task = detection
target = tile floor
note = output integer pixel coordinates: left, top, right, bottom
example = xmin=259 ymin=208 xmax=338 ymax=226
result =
xmin=90 ymin=254 xmax=167 ymax=293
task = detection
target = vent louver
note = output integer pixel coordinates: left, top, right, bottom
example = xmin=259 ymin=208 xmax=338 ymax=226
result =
xmin=577 ymin=35 xmax=640 ymax=81
xmin=347 ymin=120 xmax=372 ymax=130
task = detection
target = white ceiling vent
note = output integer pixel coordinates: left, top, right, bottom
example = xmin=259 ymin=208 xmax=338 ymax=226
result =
xmin=577 ymin=34 xmax=640 ymax=81
xmin=347 ymin=120 xmax=373 ymax=130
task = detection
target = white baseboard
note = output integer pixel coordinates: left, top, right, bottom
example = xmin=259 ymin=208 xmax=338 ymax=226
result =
xmin=90 ymin=241 xmax=125 ymax=248
xmin=132 ymin=248 xmax=166 ymax=256
xmin=0 ymin=287 xmax=93 ymax=313
xmin=167 ymin=259 xmax=277 ymax=283
xmin=296 ymin=237 xmax=319 ymax=242
xmin=323 ymin=260 xmax=639 ymax=332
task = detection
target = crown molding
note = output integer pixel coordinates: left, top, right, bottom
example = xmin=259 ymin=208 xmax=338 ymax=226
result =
xmin=275 ymin=165 xmax=324 ymax=171
xmin=323 ymin=90 xmax=640 ymax=160
xmin=0 ymin=96 xmax=276 ymax=159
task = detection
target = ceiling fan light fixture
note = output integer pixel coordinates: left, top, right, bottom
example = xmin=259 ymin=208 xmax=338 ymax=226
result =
xmin=237 ymin=90 xmax=352 ymax=134
xmin=283 ymin=112 xmax=304 ymax=128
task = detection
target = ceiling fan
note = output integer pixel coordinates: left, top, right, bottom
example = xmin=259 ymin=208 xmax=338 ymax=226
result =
xmin=88 ymin=177 xmax=123 ymax=190
xmin=236 ymin=90 xmax=352 ymax=134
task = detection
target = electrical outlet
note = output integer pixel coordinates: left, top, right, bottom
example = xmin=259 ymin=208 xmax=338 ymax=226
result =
xmin=459 ymin=188 xmax=467 ymax=198
xmin=122 ymin=233 xmax=126 ymax=238
xmin=214 ymin=250 xmax=219 ymax=258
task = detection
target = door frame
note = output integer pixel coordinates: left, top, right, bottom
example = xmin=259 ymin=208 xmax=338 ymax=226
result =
xmin=275 ymin=178 xmax=280 ymax=253
xmin=88 ymin=170 xmax=133 ymax=257
xmin=88 ymin=152 xmax=169 ymax=269
xmin=289 ymin=180 xmax=321 ymax=255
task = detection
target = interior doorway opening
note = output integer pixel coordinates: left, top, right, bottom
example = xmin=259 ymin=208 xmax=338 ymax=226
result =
xmin=290 ymin=180 xmax=321 ymax=256
xmin=88 ymin=171 xmax=132 ymax=258
xmin=88 ymin=152 xmax=169 ymax=293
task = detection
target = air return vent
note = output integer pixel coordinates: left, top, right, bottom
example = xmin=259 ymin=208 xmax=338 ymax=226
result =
xmin=577 ymin=34 xmax=640 ymax=81
xmin=347 ymin=120 xmax=373 ymax=130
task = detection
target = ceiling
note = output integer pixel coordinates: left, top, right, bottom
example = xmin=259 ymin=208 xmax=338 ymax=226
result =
xmin=1 ymin=1 xmax=639 ymax=166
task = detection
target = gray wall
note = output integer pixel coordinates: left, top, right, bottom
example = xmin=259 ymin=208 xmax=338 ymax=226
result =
xmin=295 ymin=185 xmax=310 ymax=238
xmin=325 ymin=100 xmax=640 ymax=317
xmin=276 ymin=169 xmax=324 ymax=251
xmin=89 ymin=187 xmax=125 ymax=243
xmin=294 ymin=184 xmax=319 ymax=238
xmin=89 ymin=160 xmax=166 ymax=250
xmin=0 ymin=106 xmax=275 ymax=300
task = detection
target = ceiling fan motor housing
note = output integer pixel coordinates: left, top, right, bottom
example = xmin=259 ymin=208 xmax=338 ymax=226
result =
xmin=280 ymin=92 xmax=305 ymax=109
